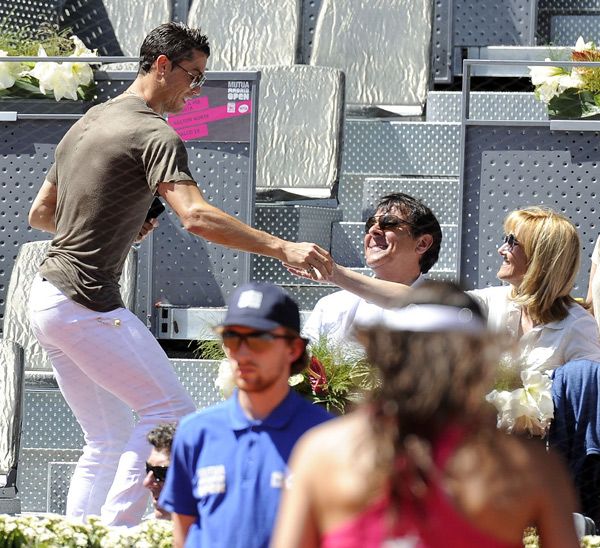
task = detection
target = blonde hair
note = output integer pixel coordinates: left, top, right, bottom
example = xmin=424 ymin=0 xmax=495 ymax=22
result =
xmin=504 ymin=206 xmax=579 ymax=324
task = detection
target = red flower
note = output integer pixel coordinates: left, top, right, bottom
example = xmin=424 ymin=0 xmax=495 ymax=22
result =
xmin=308 ymin=356 xmax=328 ymax=394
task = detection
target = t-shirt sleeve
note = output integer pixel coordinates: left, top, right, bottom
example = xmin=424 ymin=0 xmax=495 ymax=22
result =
xmin=158 ymin=422 xmax=200 ymax=517
xmin=47 ymin=163 xmax=57 ymax=185
xmin=592 ymin=236 xmax=600 ymax=266
xmin=141 ymin=125 xmax=196 ymax=194
xmin=562 ymin=312 xmax=600 ymax=364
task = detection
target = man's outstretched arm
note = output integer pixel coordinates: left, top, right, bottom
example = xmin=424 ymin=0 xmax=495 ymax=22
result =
xmin=159 ymin=180 xmax=333 ymax=277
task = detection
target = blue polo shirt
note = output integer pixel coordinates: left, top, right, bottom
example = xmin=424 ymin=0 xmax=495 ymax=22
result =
xmin=159 ymin=389 xmax=332 ymax=547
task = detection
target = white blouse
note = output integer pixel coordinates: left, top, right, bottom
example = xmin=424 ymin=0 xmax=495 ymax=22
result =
xmin=468 ymin=285 xmax=600 ymax=373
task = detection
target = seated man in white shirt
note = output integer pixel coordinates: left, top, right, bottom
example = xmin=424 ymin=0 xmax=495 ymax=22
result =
xmin=303 ymin=193 xmax=442 ymax=347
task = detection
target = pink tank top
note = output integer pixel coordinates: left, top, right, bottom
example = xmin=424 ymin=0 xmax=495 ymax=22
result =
xmin=321 ymin=428 xmax=522 ymax=548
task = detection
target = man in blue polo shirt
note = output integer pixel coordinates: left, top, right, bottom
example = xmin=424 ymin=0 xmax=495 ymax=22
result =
xmin=159 ymin=282 xmax=333 ymax=547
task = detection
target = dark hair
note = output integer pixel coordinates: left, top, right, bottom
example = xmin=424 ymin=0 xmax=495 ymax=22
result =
xmin=147 ymin=423 xmax=177 ymax=454
xmin=138 ymin=22 xmax=210 ymax=74
xmin=375 ymin=193 xmax=442 ymax=274
xmin=281 ymin=328 xmax=309 ymax=375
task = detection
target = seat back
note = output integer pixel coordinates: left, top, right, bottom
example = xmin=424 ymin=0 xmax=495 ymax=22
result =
xmin=251 ymin=65 xmax=345 ymax=198
xmin=310 ymin=0 xmax=433 ymax=109
xmin=4 ymin=241 xmax=137 ymax=372
xmin=60 ymin=0 xmax=171 ymax=57
xmin=0 ymin=339 xmax=24 ymax=489
xmin=187 ymin=0 xmax=300 ymax=70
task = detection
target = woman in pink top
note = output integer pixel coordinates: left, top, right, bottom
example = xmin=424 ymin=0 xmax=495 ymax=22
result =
xmin=272 ymin=282 xmax=579 ymax=548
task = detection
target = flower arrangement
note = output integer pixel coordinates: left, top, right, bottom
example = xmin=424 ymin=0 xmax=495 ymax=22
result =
xmin=0 ymin=514 xmax=173 ymax=547
xmin=0 ymin=21 xmax=97 ymax=101
xmin=523 ymin=527 xmax=600 ymax=548
xmin=288 ymin=337 xmax=379 ymax=413
xmin=203 ymin=336 xmax=380 ymax=414
xmin=529 ymin=36 xmax=600 ymax=119
xmin=486 ymin=356 xmax=554 ymax=437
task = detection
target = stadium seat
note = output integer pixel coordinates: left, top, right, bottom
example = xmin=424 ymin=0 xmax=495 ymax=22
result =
xmin=310 ymin=0 xmax=433 ymax=112
xmin=250 ymin=65 xmax=345 ymax=199
xmin=187 ymin=0 xmax=300 ymax=70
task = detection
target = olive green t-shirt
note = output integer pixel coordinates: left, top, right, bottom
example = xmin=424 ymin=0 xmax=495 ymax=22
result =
xmin=40 ymin=95 xmax=194 ymax=312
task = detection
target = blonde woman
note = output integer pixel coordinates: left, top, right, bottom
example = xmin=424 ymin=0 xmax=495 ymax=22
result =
xmin=289 ymin=206 xmax=600 ymax=373
xmin=272 ymin=282 xmax=579 ymax=548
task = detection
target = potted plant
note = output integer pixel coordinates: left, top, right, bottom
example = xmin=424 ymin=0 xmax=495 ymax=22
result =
xmin=529 ymin=37 xmax=600 ymax=120
xmin=0 ymin=21 xmax=98 ymax=114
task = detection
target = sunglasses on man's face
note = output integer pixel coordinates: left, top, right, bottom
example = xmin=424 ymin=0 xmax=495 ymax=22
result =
xmin=220 ymin=330 xmax=296 ymax=353
xmin=364 ymin=214 xmax=414 ymax=234
xmin=503 ymin=233 xmax=520 ymax=251
xmin=172 ymin=61 xmax=206 ymax=89
xmin=145 ymin=463 xmax=168 ymax=483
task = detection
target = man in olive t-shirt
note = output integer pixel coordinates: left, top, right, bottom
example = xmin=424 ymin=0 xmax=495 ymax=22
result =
xmin=28 ymin=22 xmax=332 ymax=528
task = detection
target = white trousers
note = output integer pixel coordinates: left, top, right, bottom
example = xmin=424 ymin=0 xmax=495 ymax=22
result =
xmin=29 ymin=276 xmax=195 ymax=526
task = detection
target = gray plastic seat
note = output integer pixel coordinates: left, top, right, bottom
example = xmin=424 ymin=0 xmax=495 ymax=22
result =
xmin=0 ymin=339 xmax=23 ymax=513
xmin=61 ymin=0 xmax=171 ymax=70
xmin=250 ymin=65 xmax=345 ymax=199
xmin=4 ymin=240 xmax=137 ymax=373
xmin=187 ymin=0 xmax=300 ymax=70
xmin=310 ymin=0 xmax=433 ymax=111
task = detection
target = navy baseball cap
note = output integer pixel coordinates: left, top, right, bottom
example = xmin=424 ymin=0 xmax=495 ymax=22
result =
xmin=219 ymin=282 xmax=301 ymax=333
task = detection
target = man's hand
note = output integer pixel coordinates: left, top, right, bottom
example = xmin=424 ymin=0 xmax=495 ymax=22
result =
xmin=281 ymin=242 xmax=333 ymax=278
xmin=134 ymin=218 xmax=159 ymax=243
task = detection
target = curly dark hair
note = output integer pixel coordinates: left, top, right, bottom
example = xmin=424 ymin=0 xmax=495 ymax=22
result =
xmin=357 ymin=282 xmax=505 ymax=511
xmin=138 ymin=22 xmax=210 ymax=74
xmin=147 ymin=423 xmax=177 ymax=454
xmin=374 ymin=193 xmax=442 ymax=274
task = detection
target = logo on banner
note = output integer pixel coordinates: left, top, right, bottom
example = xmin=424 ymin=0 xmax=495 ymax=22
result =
xmin=228 ymin=81 xmax=250 ymax=101
xmin=238 ymin=104 xmax=249 ymax=114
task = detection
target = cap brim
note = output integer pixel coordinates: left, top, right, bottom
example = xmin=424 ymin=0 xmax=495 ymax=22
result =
xmin=217 ymin=317 xmax=283 ymax=331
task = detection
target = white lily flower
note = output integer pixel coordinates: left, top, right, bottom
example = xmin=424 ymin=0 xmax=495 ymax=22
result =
xmin=575 ymin=36 xmax=594 ymax=52
xmin=558 ymin=70 xmax=585 ymax=90
xmin=0 ymin=50 xmax=23 ymax=90
xmin=535 ymin=80 xmax=562 ymax=104
xmin=29 ymin=45 xmax=80 ymax=101
xmin=529 ymin=60 xmax=567 ymax=86
xmin=486 ymin=370 xmax=553 ymax=435
xmin=288 ymin=373 xmax=304 ymax=386
xmin=70 ymin=35 xmax=97 ymax=57
xmin=214 ymin=358 xmax=235 ymax=398
xmin=68 ymin=36 xmax=97 ymax=87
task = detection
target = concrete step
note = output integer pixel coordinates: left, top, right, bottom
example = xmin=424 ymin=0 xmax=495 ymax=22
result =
xmin=331 ymin=221 xmax=458 ymax=275
xmin=426 ymin=91 xmax=548 ymax=123
xmin=339 ymin=175 xmax=460 ymax=223
xmin=341 ymin=120 xmax=460 ymax=177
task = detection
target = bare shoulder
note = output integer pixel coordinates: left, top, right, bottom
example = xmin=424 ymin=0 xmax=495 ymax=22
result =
xmin=293 ymin=411 xmax=370 ymax=460
xmin=292 ymin=411 xmax=370 ymax=469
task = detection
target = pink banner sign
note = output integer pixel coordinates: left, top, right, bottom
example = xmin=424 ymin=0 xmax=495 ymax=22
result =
xmin=168 ymin=96 xmax=253 ymax=142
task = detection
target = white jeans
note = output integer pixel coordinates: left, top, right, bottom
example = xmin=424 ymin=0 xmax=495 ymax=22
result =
xmin=29 ymin=276 xmax=195 ymax=526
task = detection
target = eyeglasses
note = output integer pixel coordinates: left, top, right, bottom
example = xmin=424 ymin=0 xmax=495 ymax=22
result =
xmin=146 ymin=463 xmax=168 ymax=483
xmin=172 ymin=61 xmax=206 ymax=89
xmin=503 ymin=233 xmax=520 ymax=251
xmin=365 ymin=214 xmax=414 ymax=234
xmin=220 ymin=330 xmax=296 ymax=353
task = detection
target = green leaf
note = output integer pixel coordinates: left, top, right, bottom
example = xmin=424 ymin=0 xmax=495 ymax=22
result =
xmin=548 ymin=88 xmax=600 ymax=119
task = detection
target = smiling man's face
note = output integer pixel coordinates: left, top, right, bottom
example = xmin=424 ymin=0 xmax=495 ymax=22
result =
xmin=363 ymin=206 xmax=424 ymax=284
